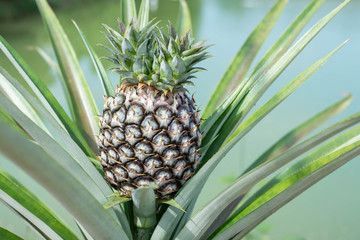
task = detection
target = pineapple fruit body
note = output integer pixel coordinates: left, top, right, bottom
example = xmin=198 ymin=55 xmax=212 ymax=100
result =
xmin=98 ymin=84 xmax=201 ymax=199
xmin=97 ymin=20 xmax=209 ymax=199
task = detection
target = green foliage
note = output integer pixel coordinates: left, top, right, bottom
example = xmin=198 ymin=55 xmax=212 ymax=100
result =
xmin=0 ymin=0 xmax=358 ymax=239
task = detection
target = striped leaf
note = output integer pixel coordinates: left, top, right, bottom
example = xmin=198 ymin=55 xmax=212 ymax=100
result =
xmin=0 ymin=169 xmax=78 ymax=240
xmin=35 ymin=0 xmax=99 ymax=151
xmin=202 ymin=0 xmax=289 ymax=118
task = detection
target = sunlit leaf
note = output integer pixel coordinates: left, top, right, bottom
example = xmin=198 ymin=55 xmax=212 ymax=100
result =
xmin=202 ymin=0 xmax=289 ymax=118
xmin=157 ymin=199 xmax=186 ymax=213
xmin=213 ymin=133 xmax=360 ymax=239
xmin=216 ymin=124 xmax=360 ymax=238
xmin=0 ymin=68 xmax=50 ymax=135
xmin=206 ymin=94 xmax=352 ymax=235
xmin=138 ymin=0 xmax=150 ymax=29
xmin=0 ymin=117 xmax=129 ymax=240
xmin=175 ymin=111 xmax=360 ymax=240
xmin=0 ymin=169 xmax=78 ymax=240
xmin=177 ymin=0 xmax=192 ymax=37
xmin=0 ymin=227 xmax=22 ymax=240
xmin=73 ymin=20 xmax=115 ymax=97
xmin=202 ymin=1 xmax=350 ymax=162
xmin=121 ymin=0 xmax=137 ymax=25
xmin=35 ymin=0 xmax=99 ymax=151
xmin=0 ymin=35 xmax=94 ymax=157
xmin=244 ymin=94 xmax=352 ymax=174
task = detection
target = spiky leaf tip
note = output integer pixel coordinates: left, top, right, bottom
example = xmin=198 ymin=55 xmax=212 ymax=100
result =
xmin=103 ymin=19 xmax=210 ymax=92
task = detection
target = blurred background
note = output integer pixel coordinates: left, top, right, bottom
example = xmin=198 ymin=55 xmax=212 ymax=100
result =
xmin=0 ymin=0 xmax=359 ymax=239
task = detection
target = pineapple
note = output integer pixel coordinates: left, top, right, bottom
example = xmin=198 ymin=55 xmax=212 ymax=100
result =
xmin=96 ymin=20 xmax=209 ymax=199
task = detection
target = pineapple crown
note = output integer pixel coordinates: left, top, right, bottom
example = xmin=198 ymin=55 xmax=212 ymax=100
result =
xmin=102 ymin=19 xmax=211 ymax=93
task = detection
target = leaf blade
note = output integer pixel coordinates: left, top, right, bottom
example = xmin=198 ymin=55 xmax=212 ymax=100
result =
xmin=214 ymin=133 xmax=360 ymax=239
xmin=202 ymin=0 xmax=351 ymax=162
xmin=121 ymin=0 xmax=137 ymax=24
xmin=177 ymin=0 xmax=192 ymax=37
xmin=175 ymin=111 xmax=360 ymax=240
xmin=0 ymin=227 xmax=22 ymax=240
xmin=0 ymin=35 xmax=94 ymax=157
xmin=202 ymin=0 xmax=289 ymax=118
xmin=35 ymin=0 xmax=99 ymax=150
xmin=0 ymin=169 xmax=79 ymax=240
xmin=73 ymin=20 xmax=115 ymax=97
xmin=216 ymin=124 xmax=360 ymax=238
xmin=138 ymin=0 xmax=150 ymax=29
xmin=0 ymin=117 xmax=129 ymax=240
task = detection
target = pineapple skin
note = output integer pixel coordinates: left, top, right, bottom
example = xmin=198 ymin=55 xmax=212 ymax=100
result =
xmin=97 ymin=84 xmax=201 ymax=199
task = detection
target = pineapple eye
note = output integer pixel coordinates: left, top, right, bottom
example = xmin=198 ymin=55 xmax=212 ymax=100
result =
xmin=173 ymin=160 xmax=188 ymax=173
xmin=126 ymin=104 xmax=145 ymax=125
xmin=113 ymin=166 xmax=128 ymax=181
xmin=155 ymin=106 xmax=174 ymax=128
xmin=118 ymin=143 xmax=135 ymax=164
xmin=178 ymin=132 xmax=192 ymax=155
xmin=154 ymin=168 xmax=172 ymax=183
xmin=103 ymin=110 xmax=112 ymax=124
xmin=143 ymin=156 xmax=163 ymax=176
xmin=125 ymin=161 xmax=144 ymax=179
xmin=114 ymin=92 xmax=126 ymax=105
xmin=125 ymin=124 xmax=143 ymax=145
xmin=113 ymin=128 xmax=125 ymax=141
xmin=152 ymin=131 xmax=171 ymax=154
xmin=162 ymin=146 xmax=180 ymax=167
xmin=181 ymin=168 xmax=193 ymax=184
xmin=108 ymin=149 xmax=119 ymax=160
xmin=120 ymin=182 xmax=136 ymax=194
xmin=104 ymin=170 xmax=118 ymax=186
xmin=135 ymin=140 xmax=153 ymax=161
xmin=134 ymin=177 xmax=153 ymax=187
xmin=141 ymin=114 xmax=159 ymax=131
xmin=168 ymin=119 xmax=185 ymax=142
xmin=113 ymin=106 xmax=127 ymax=123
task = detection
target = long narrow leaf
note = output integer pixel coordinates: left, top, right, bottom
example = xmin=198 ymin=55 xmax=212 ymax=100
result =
xmin=0 ymin=106 xmax=27 ymax=137
xmin=0 ymin=90 xmax=131 ymax=237
xmin=30 ymin=46 xmax=75 ymax=116
xmin=214 ymin=136 xmax=360 ymax=239
xmin=0 ymin=169 xmax=78 ymax=240
xmin=121 ymin=0 xmax=137 ymax=25
xmin=0 ymin=118 xmax=128 ymax=240
xmin=0 ymin=92 xmax=108 ymax=206
xmin=175 ymin=112 xmax=360 ymax=240
xmin=0 ymin=35 xmax=93 ymax=157
xmin=35 ymin=0 xmax=99 ymax=150
xmin=138 ymin=0 xmax=150 ymax=29
xmin=0 ymin=227 xmax=22 ymax=240
xmin=202 ymin=0 xmax=288 ymax=118
xmin=247 ymin=0 xmax=326 ymax=91
xmin=0 ymin=69 xmax=110 ymax=196
xmin=201 ymin=0 xmax=325 ymax=136
xmin=243 ymin=94 xmax=352 ymax=174
xmin=216 ymin=124 xmax=360 ymax=238
xmin=28 ymin=46 xmax=61 ymax=74
xmin=202 ymin=94 xmax=352 ymax=239
xmin=0 ymin=67 xmax=49 ymax=135
xmin=231 ymin=0 xmax=350 ymax=138
xmin=202 ymin=0 xmax=350 ymax=161
xmin=152 ymin=108 xmax=360 ymax=240
xmin=73 ymin=20 xmax=115 ymax=97
xmin=0 ymin=68 xmax=133 ymax=236
xmin=177 ymin=0 xmax=192 ymax=37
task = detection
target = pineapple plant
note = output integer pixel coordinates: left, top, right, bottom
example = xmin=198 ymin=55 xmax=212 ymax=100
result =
xmin=0 ymin=0 xmax=359 ymax=239
xmin=97 ymin=20 xmax=207 ymax=199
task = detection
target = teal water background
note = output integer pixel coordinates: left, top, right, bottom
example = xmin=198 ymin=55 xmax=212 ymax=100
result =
xmin=0 ymin=0 xmax=360 ymax=239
